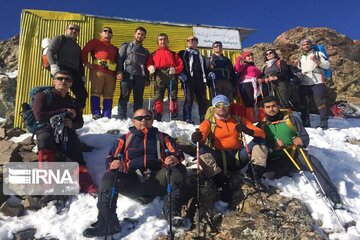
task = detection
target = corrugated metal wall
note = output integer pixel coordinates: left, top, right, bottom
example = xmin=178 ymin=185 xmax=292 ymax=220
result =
xmin=15 ymin=10 xmax=94 ymax=128
xmin=15 ymin=9 xmax=241 ymax=129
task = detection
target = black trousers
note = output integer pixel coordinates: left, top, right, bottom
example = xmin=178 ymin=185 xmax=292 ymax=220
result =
xmin=98 ymin=163 xmax=187 ymax=219
xmin=299 ymin=84 xmax=328 ymax=121
xmin=36 ymin=127 xmax=86 ymax=166
xmin=182 ymin=77 xmax=207 ymax=122
xmin=60 ymin=66 xmax=88 ymax=109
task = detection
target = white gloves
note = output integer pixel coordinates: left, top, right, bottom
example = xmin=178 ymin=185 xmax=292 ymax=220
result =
xmin=50 ymin=64 xmax=60 ymax=76
xmin=148 ymin=65 xmax=155 ymax=74
xmin=169 ymin=67 xmax=176 ymax=75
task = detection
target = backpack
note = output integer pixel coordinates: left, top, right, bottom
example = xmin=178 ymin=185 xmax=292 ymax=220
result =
xmin=41 ymin=36 xmax=65 ymax=70
xmin=313 ymin=44 xmax=332 ymax=80
xmin=21 ymin=86 xmax=54 ymax=133
xmin=330 ymin=100 xmax=360 ymax=119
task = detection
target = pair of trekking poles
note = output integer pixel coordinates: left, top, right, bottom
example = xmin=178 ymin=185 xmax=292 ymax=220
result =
xmin=242 ymin=135 xmax=349 ymax=232
xmin=147 ymin=72 xmax=176 ymax=121
xmin=282 ymin=146 xmax=349 ymax=231
xmin=104 ymin=153 xmax=177 ymax=240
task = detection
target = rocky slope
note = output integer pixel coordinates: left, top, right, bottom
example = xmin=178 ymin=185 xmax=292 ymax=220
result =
xmin=243 ymin=27 xmax=360 ymax=106
xmin=0 ymin=35 xmax=18 ymax=124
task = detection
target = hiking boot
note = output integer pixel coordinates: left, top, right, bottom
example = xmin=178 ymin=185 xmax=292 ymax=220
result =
xmin=212 ymin=173 xmax=232 ymax=202
xmin=92 ymin=114 xmax=102 ymax=120
xmin=164 ymin=211 xmax=185 ymax=228
xmin=83 ymin=224 xmax=121 ymax=238
xmin=172 ymin=216 xmax=185 ymax=228
xmin=316 ymin=120 xmax=328 ymax=130
xmin=90 ymin=220 xmax=100 ymax=228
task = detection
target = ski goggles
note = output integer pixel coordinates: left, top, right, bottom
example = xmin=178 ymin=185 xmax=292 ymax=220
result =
xmin=133 ymin=115 xmax=152 ymax=121
xmin=214 ymin=102 xmax=230 ymax=108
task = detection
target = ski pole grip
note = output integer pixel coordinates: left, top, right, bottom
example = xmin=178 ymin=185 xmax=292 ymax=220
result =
xmin=116 ymin=153 xmax=125 ymax=172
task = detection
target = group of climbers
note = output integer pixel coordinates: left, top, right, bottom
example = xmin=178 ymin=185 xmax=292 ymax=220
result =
xmin=27 ymin=22 xmax=339 ymax=238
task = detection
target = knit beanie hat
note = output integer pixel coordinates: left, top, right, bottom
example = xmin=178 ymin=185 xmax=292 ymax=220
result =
xmin=242 ymin=51 xmax=253 ymax=59
xmin=212 ymin=95 xmax=229 ymax=106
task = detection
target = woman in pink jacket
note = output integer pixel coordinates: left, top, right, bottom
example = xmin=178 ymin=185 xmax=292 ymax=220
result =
xmin=234 ymin=51 xmax=262 ymax=122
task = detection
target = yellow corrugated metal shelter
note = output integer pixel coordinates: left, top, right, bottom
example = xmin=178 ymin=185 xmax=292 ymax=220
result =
xmin=15 ymin=9 xmax=255 ymax=128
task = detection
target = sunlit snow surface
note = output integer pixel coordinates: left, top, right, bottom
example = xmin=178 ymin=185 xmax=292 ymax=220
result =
xmin=2 ymin=107 xmax=360 ymax=239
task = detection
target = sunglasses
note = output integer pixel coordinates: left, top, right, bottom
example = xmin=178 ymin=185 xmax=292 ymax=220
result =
xmin=187 ymin=38 xmax=197 ymax=42
xmin=266 ymin=52 xmax=274 ymax=56
xmin=103 ymin=29 xmax=113 ymax=34
xmin=133 ymin=115 xmax=152 ymax=121
xmin=54 ymin=76 xmax=72 ymax=82
xmin=68 ymin=27 xmax=80 ymax=32
xmin=215 ymin=102 xmax=229 ymax=108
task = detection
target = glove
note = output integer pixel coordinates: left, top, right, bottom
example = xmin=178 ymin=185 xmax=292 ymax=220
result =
xmin=191 ymin=131 xmax=203 ymax=143
xmin=208 ymin=72 xmax=216 ymax=81
xmin=50 ymin=64 xmax=60 ymax=76
xmin=148 ymin=65 xmax=155 ymax=74
xmin=178 ymin=72 xmax=187 ymax=82
xmin=235 ymin=122 xmax=254 ymax=136
xmin=169 ymin=67 xmax=176 ymax=75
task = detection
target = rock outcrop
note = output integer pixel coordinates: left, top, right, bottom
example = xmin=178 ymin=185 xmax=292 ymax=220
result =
xmin=243 ymin=27 xmax=360 ymax=106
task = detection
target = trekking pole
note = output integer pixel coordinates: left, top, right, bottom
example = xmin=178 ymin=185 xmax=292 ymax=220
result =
xmin=271 ymin=83 xmax=295 ymax=110
xmin=298 ymin=147 xmax=349 ymax=231
xmin=211 ymin=77 xmax=217 ymax=97
xmin=282 ymin=148 xmax=347 ymax=231
xmin=105 ymin=154 xmax=123 ymax=240
xmin=183 ymin=81 xmax=189 ymax=121
xmin=164 ymin=149 xmax=174 ymax=240
xmin=241 ymin=135 xmax=268 ymax=214
xmin=195 ymin=128 xmax=201 ymax=239
xmin=169 ymin=73 xmax=174 ymax=121
xmin=148 ymin=74 xmax=154 ymax=110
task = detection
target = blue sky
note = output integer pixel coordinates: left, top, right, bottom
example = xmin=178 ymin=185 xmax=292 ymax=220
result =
xmin=1 ymin=0 xmax=359 ymax=47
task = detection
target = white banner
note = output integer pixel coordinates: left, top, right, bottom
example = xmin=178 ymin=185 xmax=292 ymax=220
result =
xmin=193 ymin=27 xmax=241 ymax=49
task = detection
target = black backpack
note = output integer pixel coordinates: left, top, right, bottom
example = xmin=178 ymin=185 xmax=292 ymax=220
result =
xmin=21 ymin=86 xmax=53 ymax=133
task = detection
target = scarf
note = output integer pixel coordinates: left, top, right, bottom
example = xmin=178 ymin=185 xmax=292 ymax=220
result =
xmin=265 ymin=59 xmax=277 ymax=68
xmin=186 ymin=48 xmax=206 ymax=82
xmin=214 ymin=113 xmax=229 ymax=121
xmin=266 ymin=112 xmax=284 ymax=123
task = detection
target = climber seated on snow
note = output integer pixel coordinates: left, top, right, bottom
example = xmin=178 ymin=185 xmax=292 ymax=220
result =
xmin=83 ymin=108 xmax=187 ymax=238
xmin=258 ymin=96 xmax=341 ymax=205
xmin=190 ymin=94 xmax=267 ymax=203
xmin=32 ymin=70 xmax=97 ymax=193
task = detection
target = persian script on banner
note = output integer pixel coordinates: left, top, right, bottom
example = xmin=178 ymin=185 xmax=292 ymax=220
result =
xmin=193 ymin=27 xmax=241 ymax=49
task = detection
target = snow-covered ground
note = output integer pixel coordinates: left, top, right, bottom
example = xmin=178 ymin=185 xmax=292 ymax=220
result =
xmin=1 ymin=106 xmax=360 ymax=240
